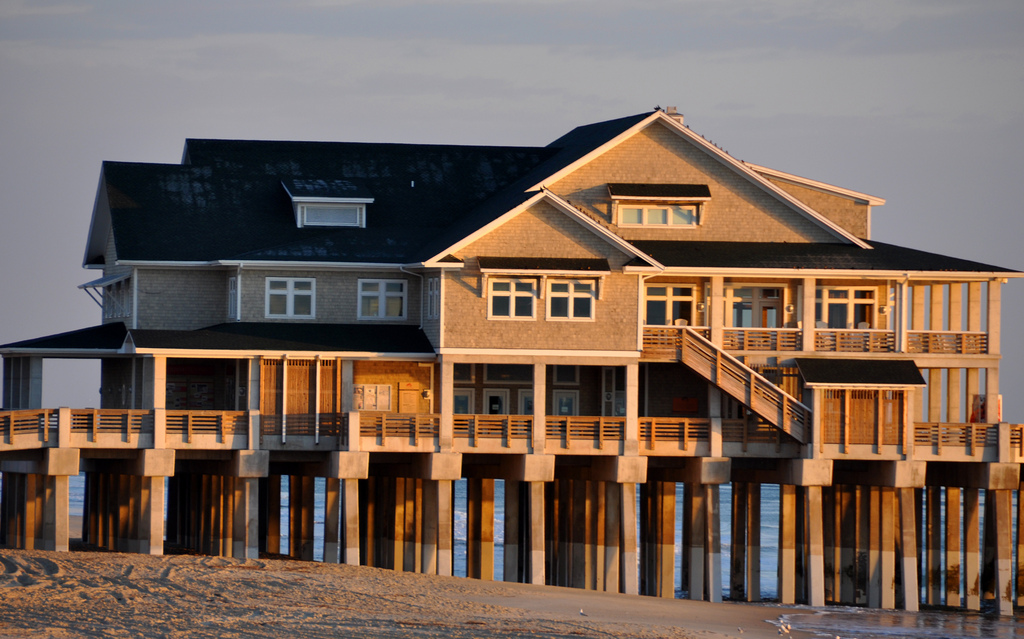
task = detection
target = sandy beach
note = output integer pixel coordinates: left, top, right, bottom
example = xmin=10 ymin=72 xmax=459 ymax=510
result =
xmin=0 ymin=545 xmax=803 ymax=639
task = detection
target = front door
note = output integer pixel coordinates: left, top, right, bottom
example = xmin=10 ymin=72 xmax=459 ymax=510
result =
xmin=483 ymin=389 xmax=509 ymax=414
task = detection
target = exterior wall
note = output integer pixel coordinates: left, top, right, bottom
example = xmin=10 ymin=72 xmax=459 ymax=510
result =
xmin=641 ymin=363 xmax=709 ymax=417
xmin=101 ymin=230 xmax=134 ymax=325
xmin=135 ymin=268 xmax=229 ymax=330
xmin=353 ymin=360 xmax=432 ymax=414
xmin=100 ymin=359 xmax=134 ymax=409
xmin=549 ymin=121 xmax=839 ymax=244
xmin=238 ymin=269 xmax=422 ymax=326
xmin=443 ymin=201 xmax=639 ymax=351
xmin=763 ymin=177 xmax=870 ymax=239
xmin=451 ymin=363 xmax=604 ymax=415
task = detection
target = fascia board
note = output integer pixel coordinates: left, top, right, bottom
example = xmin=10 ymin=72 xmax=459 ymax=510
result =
xmin=803 ymin=382 xmax=926 ymax=389
xmin=83 ymin=170 xmax=112 ymax=268
xmin=655 ymin=115 xmax=872 ymax=248
xmin=0 ymin=348 xmax=122 ymax=357
xmin=216 ymin=260 xmax=406 ymax=270
xmin=744 ymin=163 xmax=886 ymax=206
xmin=128 ymin=348 xmax=436 ymax=360
xmin=528 ymin=113 xmax=663 ymax=191
xmin=657 ymin=267 xmax=1020 ymax=280
xmin=541 ymin=191 xmax=666 ymax=269
xmin=421 ymin=191 xmax=551 ymax=263
xmin=478 ymin=268 xmax=611 ymax=276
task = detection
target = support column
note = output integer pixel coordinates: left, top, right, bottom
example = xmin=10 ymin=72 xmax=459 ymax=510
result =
xmin=806 ymin=485 xmax=825 ymax=607
xmin=706 ymin=484 xmax=722 ymax=603
xmin=620 ymin=482 xmax=638 ymax=595
xmin=992 ymin=489 xmax=1013 ymax=615
xmin=687 ymin=483 xmax=706 ymax=600
xmin=881 ymin=487 xmax=896 ymax=609
xmin=746 ymin=483 xmax=761 ymax=602
xmin=899 ymin=488 xmax=920 ymax=612
xmin=778 ymin=484 xmax=797 ymax=604
xmin=603 ymin=480 xmax=620 ymax=592
xmin=926 ymin=486 xmax=942 ymax=605
xmin=232 ymin=476 xmax=258 ymax=559
xmin=342 ymin=478 xmax=360 ymax=565
xmin=503 ymin=479 xmax=520 ymax=582
xmin=139 ymin=476 xmax=165 ymax=555
xmin=946 ymin=487 xmax=962 ymax=607
xmin=867 ymin=486 xmax=881 ymax=608
xmin=528 ymin=481 xmax=546 ymax=586
xmin=964 ymin=487 xmax=981 ymax=610
xmin=466 ymin=477 xmax=494 ymax=580
xmin=324 ymin=477 xmax=341 ymax=563
xmin=730 ymin=482 xmax=747 ymax=601
xmin=437 ymin=479 xmax=453 ymax=577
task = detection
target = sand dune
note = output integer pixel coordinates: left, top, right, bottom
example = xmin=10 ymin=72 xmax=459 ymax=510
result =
xmin=0 ymin=548 xmax=800 ymax=639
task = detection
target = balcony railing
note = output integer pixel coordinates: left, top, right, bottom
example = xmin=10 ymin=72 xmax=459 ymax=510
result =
xmin=722 ymin=328 xmax=802 ymax=351
xmin=359 ymin=411 xmax=438 ymax=445
xmin=454 ymin=414 xmax=531 ymax=446
xmin=907 ymin=331 xmax=988 ymax=354
xmin=644 ymin=326 xmax=989 ymax=356
xmin=545 ymin=415 xmax=625 ymax=450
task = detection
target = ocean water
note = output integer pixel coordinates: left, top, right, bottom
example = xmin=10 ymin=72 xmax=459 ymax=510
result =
xmin=61 ymin=475 xmax=1023 ymax=638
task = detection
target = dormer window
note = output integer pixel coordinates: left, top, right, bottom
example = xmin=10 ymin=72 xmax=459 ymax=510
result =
xmin=282 ymin=178 xmax=374 ymax=228
xmin=608 ymin=183 xmax=710 ymax=228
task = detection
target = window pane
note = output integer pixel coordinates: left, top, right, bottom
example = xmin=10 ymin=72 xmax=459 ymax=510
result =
xmin=492 ymin=281 xmax=510 ymax=292
xmin=733 ymin=301 xmax=752 ymax=327
xmin=646 ymin=300 xmax=667 ymax=325
xmin=573 ymin=282 xmax=592 ymax=294
xmin=453 ymin=394 xmax=471 ymax=414
xmin=648 ymin=208 xmax=668 ymax=224
xmin=361 ymin=281 xmax=379 ymax=293
xmin=622 ymin=208 xmax=642 ymax=224
xmin=551 ymin=297 xmax=569 ymax=317
xmin=672 ymin=301 xmax=691 ymax=324
xmin=492 ymin=296 xmax=510 ymax=316
xmin=672 ymin=287 xmax=692 ymax=297
xmin=362 ymin=296 xmax=380 ymax=317
xmin=269 ymin=280 xmax=288 ymax=291
xmin=515 ymin=282 xmax=534 ymax=293
xmin=854 ymin=290 xmax=873 ymax=299
xmin=828 ymin=304 xmax=848 ymax=328
xmin=293 ymin=294 xmax=312 ymax=316
xmin=573 ymin=297 xmax=591 ymax=318
xmin=671 ymin=205 xmax=697 ymax=225
xmin=384 ymin=296 xmax=403 ymax=317
xmin=551 ymin=282 xmax=569 ymax=293
xmin=294 ymin=281 xmax=312 ymax=291
xmin=269 ymin=294 xmax=287 ymax=315
xmin=514 ymin=296 xmax=533 ymax=317
xmin=647 ymin=286 xmax=666 ymax=297
xmin=385 ymin=282 xmax=404 ymax=293
xmin=829 ymin=290 xmax=848 ymax=299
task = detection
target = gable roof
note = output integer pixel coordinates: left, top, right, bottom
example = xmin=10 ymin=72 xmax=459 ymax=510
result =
xmin=529 ymin=111 xmax=871 ymax=248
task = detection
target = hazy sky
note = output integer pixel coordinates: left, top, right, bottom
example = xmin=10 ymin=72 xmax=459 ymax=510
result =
xmin=1 ymin=0 xmax=1022 ymax=415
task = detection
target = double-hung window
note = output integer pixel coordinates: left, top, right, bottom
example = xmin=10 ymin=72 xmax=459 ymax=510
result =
xmin=265 ymin=277 xmax=315 ymax=318
xmin=489 ymin=278 xmax=536 ymax=319
xmin=359 ymin=279 xmax=407 ymax=320
xmin=547 ymin=280 xmax=595 ymax=320
xmin=619 ymin=204 xmax=700 ymax=227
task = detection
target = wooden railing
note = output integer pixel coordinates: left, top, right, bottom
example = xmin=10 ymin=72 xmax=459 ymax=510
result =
xmin=454 ymin=414 xmax=531 ymax=447
xmin=914 ymin=422 xmax=998 ymax=456
xmin=166 ymin=410 xmax=247 ymax=443
xmin=722 ymin=328 xmax=802 ymax=351
xmin=639 ymin=417 xmax=708 ymax=450
xmin=678 ymin=328 xmax=809 ymax=443
xmin=359 ymin=411 xmax=439 ymax=445
xmin=71 ymin=409 xmax=153 ymax=443
xmin=0 ymin=409 xmax=58 ymax=444
xmin=546 ymin=416 xmax=625 ymax=449
xmin=814 ymin=329 xmax=895 ymax=353
xmin=642 ymin=326 xmax=710 ymax=359
xmin=907 ymin=331 xmax=988 ymax=354
xmin=722 ymin=417 xmax=789 ymax=451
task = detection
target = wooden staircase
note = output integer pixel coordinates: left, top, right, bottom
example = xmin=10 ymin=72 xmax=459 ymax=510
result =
xmin=678 ymin=327 xmax=809 ymax=444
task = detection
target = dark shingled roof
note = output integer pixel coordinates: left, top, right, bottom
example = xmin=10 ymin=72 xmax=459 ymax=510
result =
xmin=795 ymin=358 xmax=926 ymax=386
xmin=0 ymin=323 xmax=128 ymax=352
xmin=477 ymin=257 xmax=611 ymax=272
xmin=281 ymin=177 xmax=374 ymax=200
xmin=608 ymin=183 xmax=711 ymax=199
xmin=628 ymin=240 xmax=1018 ymax=273
xmin=2 ymin=323 xmax=434 ymax=355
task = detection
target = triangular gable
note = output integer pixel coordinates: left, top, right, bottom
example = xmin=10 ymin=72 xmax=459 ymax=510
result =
xmin=421 ymin=190 xmax=662 ymax=269
xmin=529 ymin=111 xmax=871 ymax=249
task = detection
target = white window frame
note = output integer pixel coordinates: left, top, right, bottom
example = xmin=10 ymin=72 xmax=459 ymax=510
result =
xmin=617 ymin=203 xmax=701 ymax=227
xmin=265 ymin=277 xmax=316 ymax=319
xmin=546 ymin=279 xmax=596 ymax=321
xmin=453 ymin=388 xmax=475 ymax=415
xmin=358 ymin=279 xmax=407 ymax=320
xmin=815 ymin=286 xmax=878 ymax=329
xmin=518 ymin=389 xmax=534 ymax=415
xmin=552 ymin=390 xmax=579 ymax=416
xmin=488 ymin=278 xmax=537 ymax=320
xmin=228 ymin=276 xmax=238 ymax=320
xmin=426 ymin=277 xmax=441 ymax=320
xmin=297 ymin=203 xmax=366 ymax=228
xmin=644 ymin=283 xmax=696 ymax=326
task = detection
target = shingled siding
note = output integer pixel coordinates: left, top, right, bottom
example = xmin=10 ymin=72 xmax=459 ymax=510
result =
xmin=443 ymin=201 xmax=639 ymax=351
xmin=237 ymin=269 xmax=422 ymax=326
xmin=761 ymin=177 xmax=870 ymax=239
xmin=136 ymin=269 xmax=229 ymax=330
xmin=549 ymin=121 xmax=838 ymax=244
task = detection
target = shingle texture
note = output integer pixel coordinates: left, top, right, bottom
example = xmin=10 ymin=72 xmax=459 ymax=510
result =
xmin=795 ymin=358 xmax=926 ymax=386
